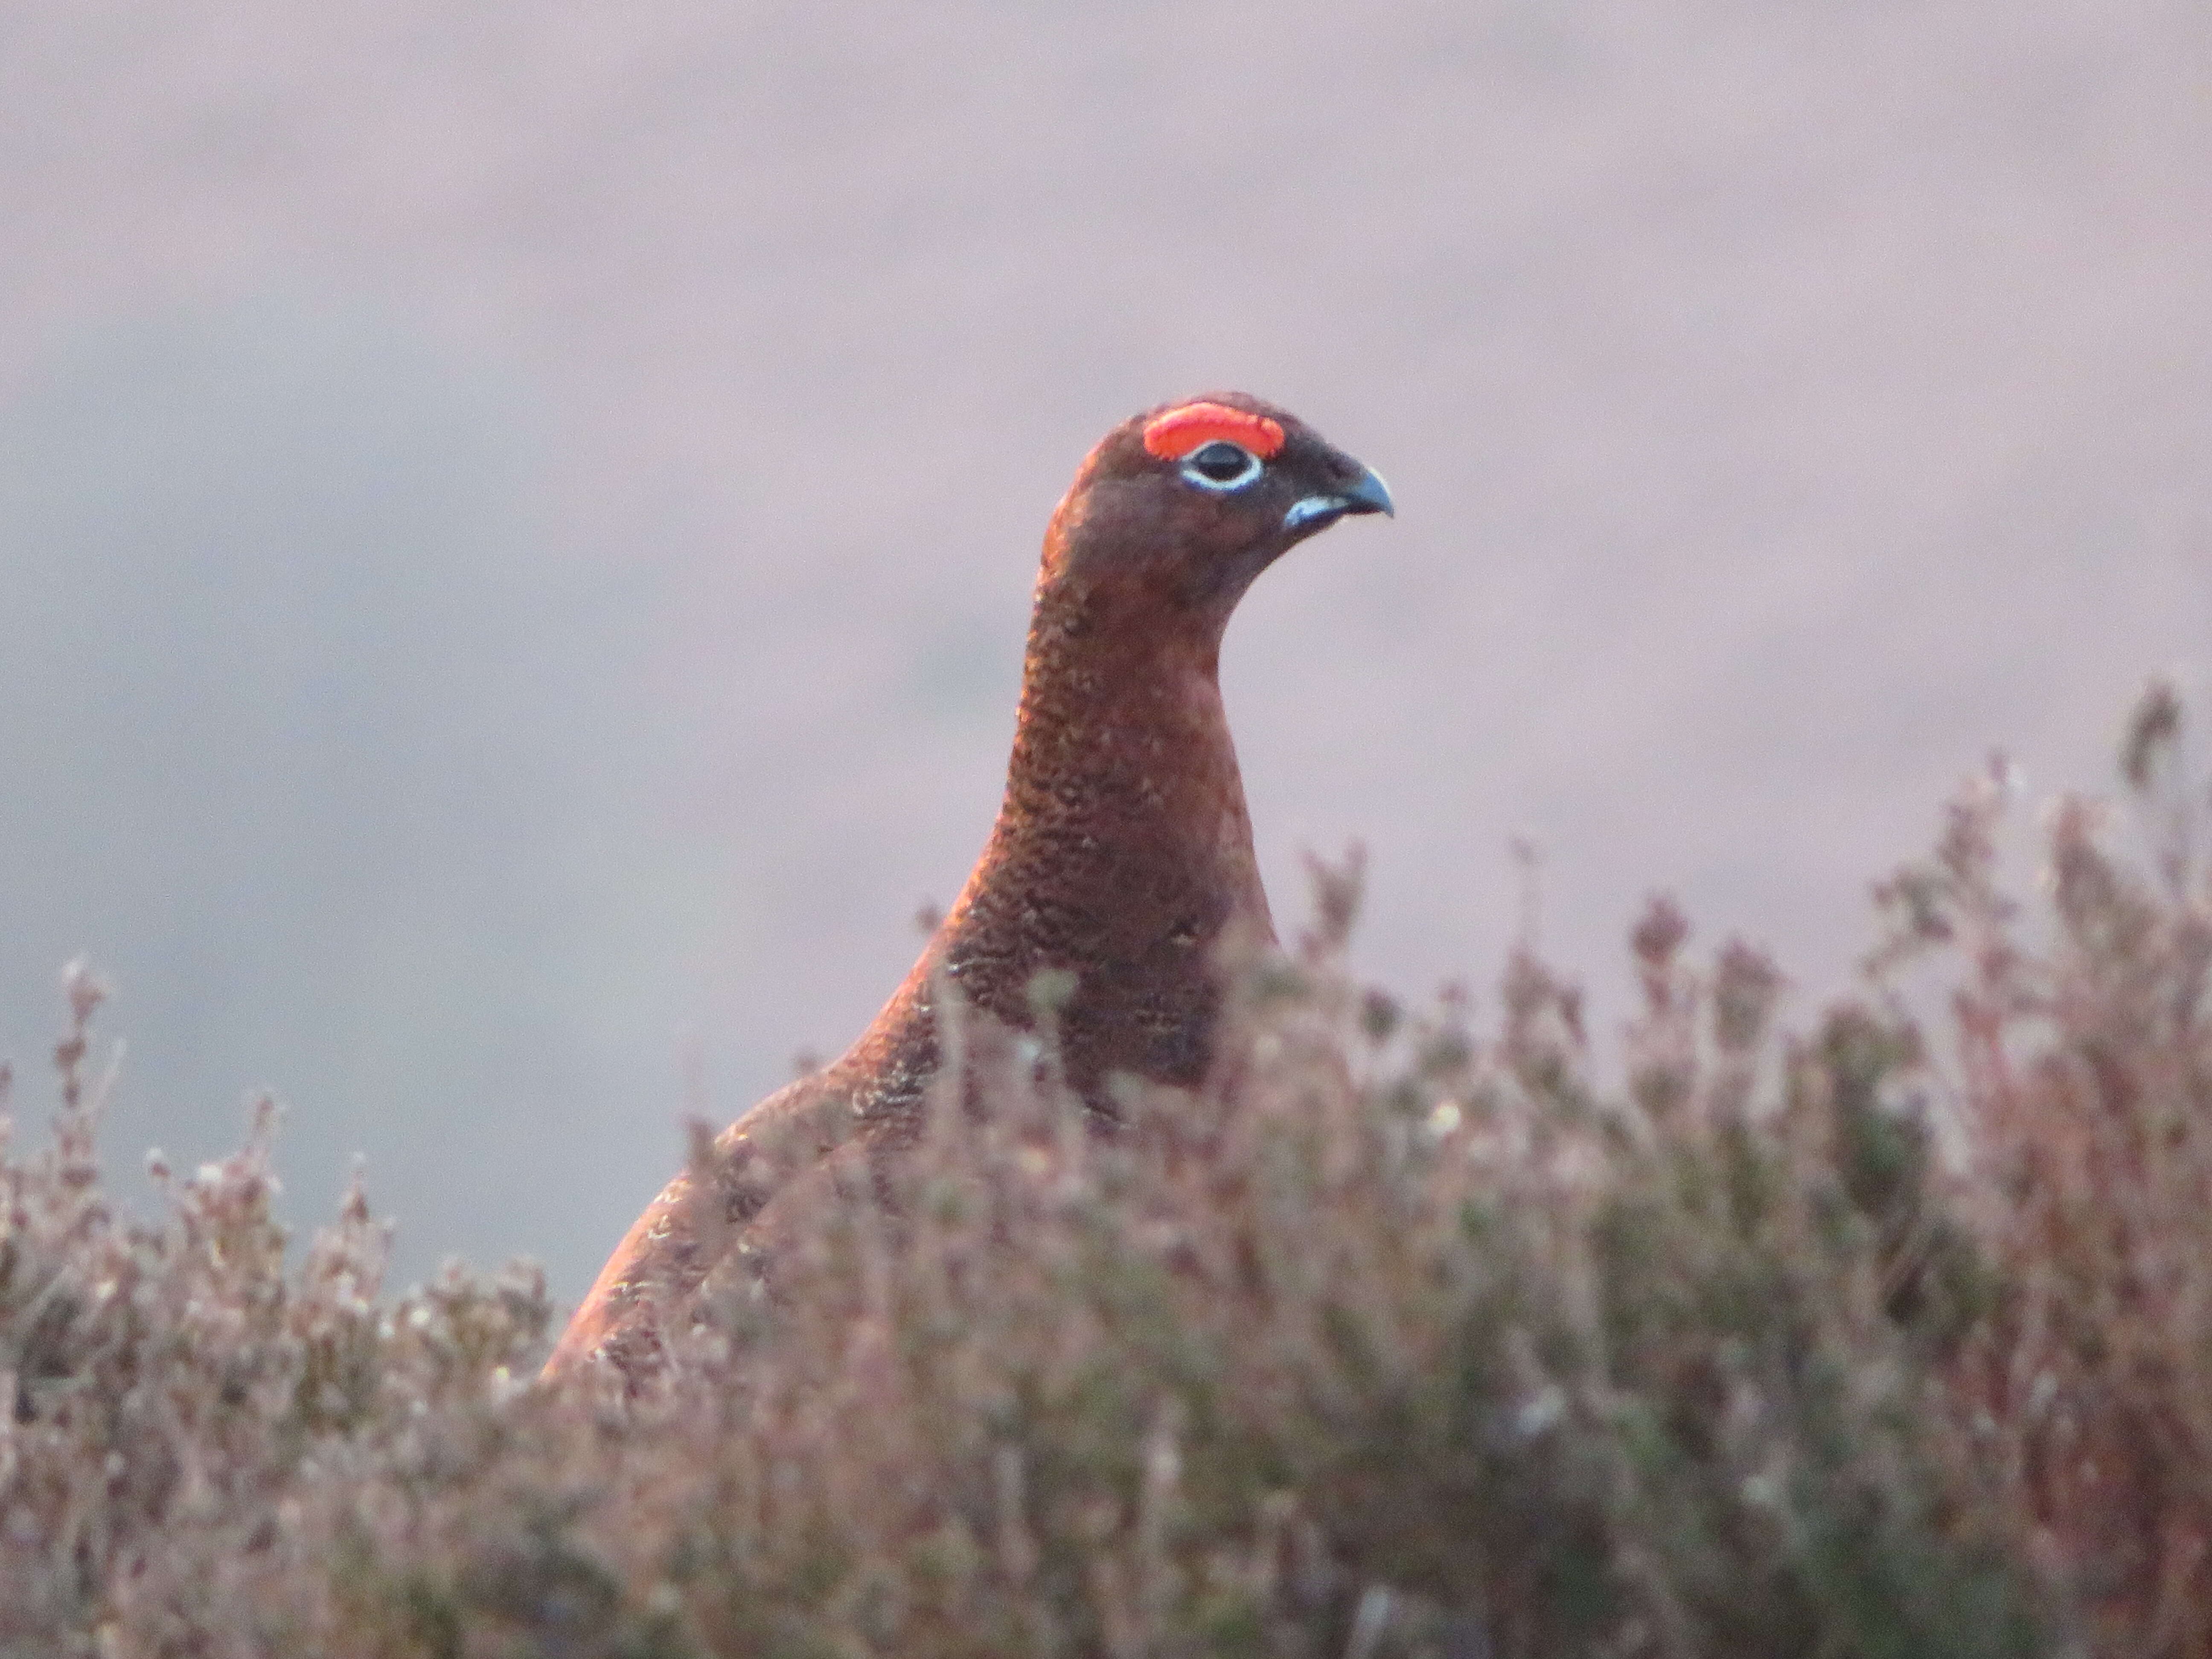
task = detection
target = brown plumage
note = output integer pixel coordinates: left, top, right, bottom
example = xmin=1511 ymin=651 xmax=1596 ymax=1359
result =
xmin=547 ymin=392 xmax=1391 ymax=1381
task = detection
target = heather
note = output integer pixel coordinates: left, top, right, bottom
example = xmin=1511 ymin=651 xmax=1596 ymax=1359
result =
xmin=6 ymin=686 xmax=2212 ymax=1656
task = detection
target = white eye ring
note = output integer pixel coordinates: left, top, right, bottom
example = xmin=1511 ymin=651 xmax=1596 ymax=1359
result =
xmin=1179 ymin=440 xmax=1264 ymax=492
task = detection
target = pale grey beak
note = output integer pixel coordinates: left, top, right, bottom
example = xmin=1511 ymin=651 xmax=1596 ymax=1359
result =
xmin=1340 ymin=466 xmax=1395 ymax=518
xmin=1283 ymin=466 xmax=1395 ymax=532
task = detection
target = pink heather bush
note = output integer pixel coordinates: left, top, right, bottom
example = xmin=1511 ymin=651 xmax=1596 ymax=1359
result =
xmin=6 ymin=683 xmax=2212 ymax=1657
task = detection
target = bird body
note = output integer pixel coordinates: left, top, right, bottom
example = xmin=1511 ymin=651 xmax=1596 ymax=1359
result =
xmin=548 ymin=393 xmax=1390 ymax=1380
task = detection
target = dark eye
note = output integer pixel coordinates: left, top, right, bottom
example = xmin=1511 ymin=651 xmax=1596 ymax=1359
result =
xmin=1181 ymin=441 xmax=1262 ymax=491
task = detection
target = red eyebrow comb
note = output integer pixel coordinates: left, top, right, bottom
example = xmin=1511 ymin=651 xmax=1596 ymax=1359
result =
xmin=1141 ymin=402 xmax=1286 ymax=461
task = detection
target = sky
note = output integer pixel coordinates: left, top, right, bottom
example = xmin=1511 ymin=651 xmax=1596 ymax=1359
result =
xmin=1 ymin=0 xmax=2206 ymax=1297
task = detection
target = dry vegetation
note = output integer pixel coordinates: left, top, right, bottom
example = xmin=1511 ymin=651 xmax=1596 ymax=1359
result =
xmin=6 ymin=683 xmax=2212 ymax=1657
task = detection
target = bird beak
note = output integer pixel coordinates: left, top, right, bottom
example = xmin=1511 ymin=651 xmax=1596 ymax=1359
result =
xmin=1281 ymin=464 xmax=1395 ymax=533
xmin=1340 ymin=466 xmax=1395 ymax=518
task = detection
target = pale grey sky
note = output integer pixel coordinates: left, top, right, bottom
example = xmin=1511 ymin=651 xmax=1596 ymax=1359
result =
xmin=2 ymin=0 xmax=2206 ymax=1295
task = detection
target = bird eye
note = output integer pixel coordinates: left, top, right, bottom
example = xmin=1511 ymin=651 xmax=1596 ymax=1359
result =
xmin=1180 ymin=441 xmax=1262 ymax=491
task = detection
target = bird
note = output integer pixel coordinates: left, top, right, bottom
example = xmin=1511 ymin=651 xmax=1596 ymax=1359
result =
xmin=547 ymin=392 xmax=1392 ymax=1382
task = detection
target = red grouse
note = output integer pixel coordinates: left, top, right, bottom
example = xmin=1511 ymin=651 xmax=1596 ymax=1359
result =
xmin=549 ymin=393 xmax=1392 ymax=1380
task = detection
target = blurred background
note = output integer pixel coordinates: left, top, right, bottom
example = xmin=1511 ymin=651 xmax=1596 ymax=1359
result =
xmin=1 ymin=0 xmax=2205 ymax=1297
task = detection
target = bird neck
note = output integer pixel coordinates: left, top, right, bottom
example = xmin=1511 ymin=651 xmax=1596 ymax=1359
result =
xmin=896 ymin=568 xmax=1274 ymax=1100
xmin=1000 ymin=573 xmax=1247 ymax=843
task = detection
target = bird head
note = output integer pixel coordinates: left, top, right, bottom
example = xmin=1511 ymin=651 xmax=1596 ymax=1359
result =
xmin=1039 ymin=392 xmax=1393 ymax=633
